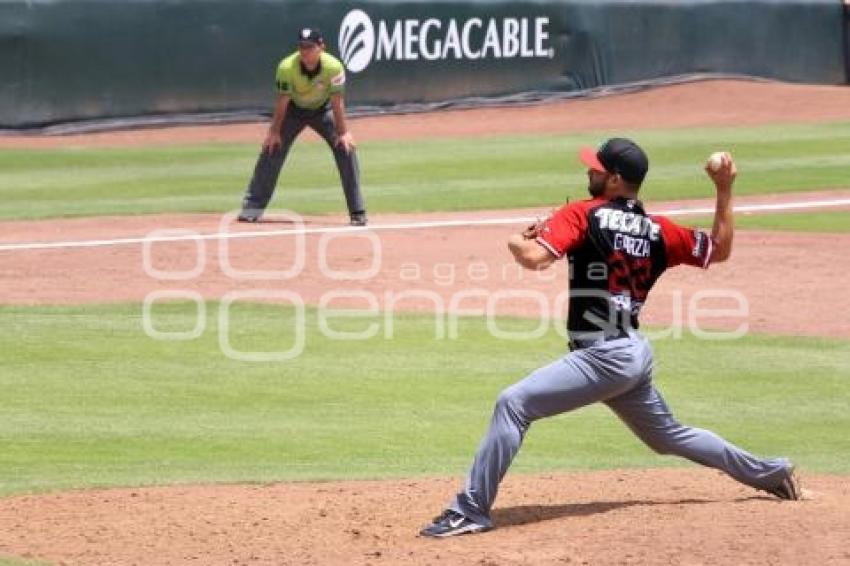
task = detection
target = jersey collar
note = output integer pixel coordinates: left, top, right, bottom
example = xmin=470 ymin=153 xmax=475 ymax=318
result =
xmin=300 ymin=58 xmax=322 ymax=79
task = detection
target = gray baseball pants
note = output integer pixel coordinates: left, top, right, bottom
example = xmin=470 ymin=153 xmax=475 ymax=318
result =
xmin=241 ymin=103 xmax=365 ymax=217
xmin=448 ymin=334 xmax=792 ymax=528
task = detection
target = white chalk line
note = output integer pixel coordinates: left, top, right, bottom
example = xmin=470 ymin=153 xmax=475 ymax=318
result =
xmin=1 ymin=198 xmax=849 ymax=252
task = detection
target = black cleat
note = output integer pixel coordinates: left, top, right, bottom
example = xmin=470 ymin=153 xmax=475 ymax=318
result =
xmin=237 ymin=213 xmax=261 ymax=223
xmin=350 ymin=213 xmax=368 ymax=227
xmin=765 ymin=466 xmax=802 ymax=500
xmin=419 ymin=510 xmax=489 ymax=538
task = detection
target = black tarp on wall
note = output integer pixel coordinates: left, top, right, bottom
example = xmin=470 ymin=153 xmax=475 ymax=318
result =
xmin=0 ymin=0 xmax=846 ymax=129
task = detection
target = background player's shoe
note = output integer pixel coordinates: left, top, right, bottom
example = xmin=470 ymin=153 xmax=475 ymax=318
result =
xmin=765 ymin=466 xmax=802 ymax=500
xmin=237 ymin=212 xmax=261 ymax=223
xmin=350 ymin=212 xmax=368 ymax=227
xmin=419 ymin=510 xmax=489 ymax=538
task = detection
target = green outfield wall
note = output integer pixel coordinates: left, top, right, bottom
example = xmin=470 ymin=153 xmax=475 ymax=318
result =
xmin=0 ymin=0 xmax=846 ymax=129
xmin=845 ymin=0 xmax=850 ymax=82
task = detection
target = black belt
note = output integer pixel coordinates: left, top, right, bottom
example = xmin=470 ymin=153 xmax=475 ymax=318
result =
xmin=568 ymin=329 xmax=633 ymax=351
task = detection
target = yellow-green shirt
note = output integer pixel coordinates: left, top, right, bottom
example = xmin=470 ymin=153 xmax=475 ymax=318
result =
xmin=275 ymin=51 xmax=346 ymax=110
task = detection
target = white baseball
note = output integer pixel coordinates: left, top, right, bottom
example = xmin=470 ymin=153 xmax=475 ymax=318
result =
xmin=707 ymin=151 xmax=726 ymax=172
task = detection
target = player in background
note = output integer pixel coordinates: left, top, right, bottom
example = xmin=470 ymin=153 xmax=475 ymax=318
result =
xmin=238 ymin=28 xmax=367 ymax=226
xmin=421 ymin=138 xmax=801 ymax=538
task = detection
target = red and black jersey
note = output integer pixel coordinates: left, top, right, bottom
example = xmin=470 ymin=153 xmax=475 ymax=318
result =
xmin=536 ymin=197 xmax=713 ymax=335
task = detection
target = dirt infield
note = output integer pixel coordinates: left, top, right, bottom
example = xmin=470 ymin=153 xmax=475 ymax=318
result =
xmin=2 ymin=80 xmax=849 ymax=565
xmin=0 ymin=469 xmax=847 ymax=565
xmin=2 ymin=190 xmax=850 ymax=338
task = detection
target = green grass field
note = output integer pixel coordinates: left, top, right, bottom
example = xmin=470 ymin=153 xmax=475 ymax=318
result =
xmin=0 ymin=558 xmax=49 ymax=566
xmin=0 ymin=120 xmax=848 ymax=566
xmin=1 ymin=111 xmax=848 ymax=566
xmin=1 ymin=121 xmax=849 ymax=220
xmin=1 ymin=303 xmax=847 ymax=497
xmin=688 ymin=209 xmax=850 ymax=233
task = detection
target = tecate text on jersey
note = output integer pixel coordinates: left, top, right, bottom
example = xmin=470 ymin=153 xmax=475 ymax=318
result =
xmin=594 ymin=208 xmax=662 ymax=241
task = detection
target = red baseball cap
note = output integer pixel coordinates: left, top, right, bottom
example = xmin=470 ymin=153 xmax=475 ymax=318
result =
xmin=578 ymin=138 xmax=649 ymax=184
xmin=578 ymin=146 xmax=607 ymax=173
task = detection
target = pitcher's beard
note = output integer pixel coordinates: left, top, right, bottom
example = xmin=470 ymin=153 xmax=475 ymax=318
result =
xmin=587 ymin=178 xmax=606 ymax=197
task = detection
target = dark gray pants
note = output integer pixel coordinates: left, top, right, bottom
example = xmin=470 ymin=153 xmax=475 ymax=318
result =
xmin=241 ymin=103 xmax=365 ymax=217
xmin=449 ymin=335 xmax=792 ymax=527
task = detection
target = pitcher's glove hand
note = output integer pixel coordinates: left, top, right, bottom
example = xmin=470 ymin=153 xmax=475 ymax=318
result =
xmin=522 ymin=215 xmax=550 ymax=240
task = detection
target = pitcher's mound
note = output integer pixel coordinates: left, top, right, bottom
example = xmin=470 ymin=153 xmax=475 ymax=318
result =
xmin=0 ymin=468 xmax=848 ymax=565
